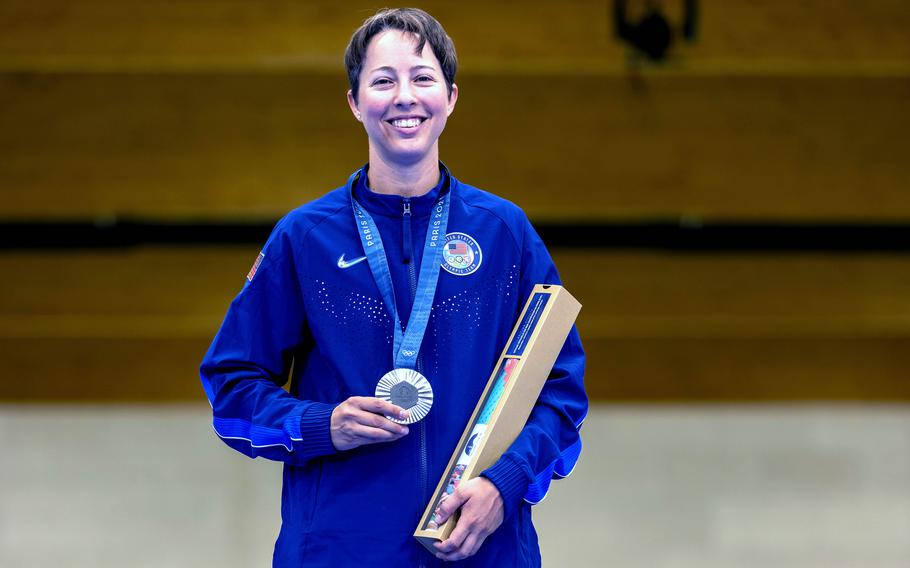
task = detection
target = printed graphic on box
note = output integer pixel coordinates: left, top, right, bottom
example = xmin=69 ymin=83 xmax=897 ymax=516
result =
xmin=425 ymin=357 xmax=519 ymax=530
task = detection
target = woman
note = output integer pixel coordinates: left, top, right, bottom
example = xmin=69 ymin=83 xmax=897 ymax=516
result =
xmin=201 ymin=8 xmax=586 ymax=566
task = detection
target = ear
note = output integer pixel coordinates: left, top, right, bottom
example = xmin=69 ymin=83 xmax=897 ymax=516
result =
xmin=347 ymin=89 xmax=362 ymax=122
xmin=446 ymin=83 xmax=459 ymax=116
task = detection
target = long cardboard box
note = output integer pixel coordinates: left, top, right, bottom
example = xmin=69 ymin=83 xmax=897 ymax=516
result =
xmin=414 ymin=284 xmax=581 ymax=552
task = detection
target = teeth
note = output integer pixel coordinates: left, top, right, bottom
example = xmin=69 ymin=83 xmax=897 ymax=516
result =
xmin=392 ymin=118 xmax=422 ymax=128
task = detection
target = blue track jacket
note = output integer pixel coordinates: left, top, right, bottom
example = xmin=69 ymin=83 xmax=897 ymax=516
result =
xmin=200 ymin=164 xmax=587 ymax=566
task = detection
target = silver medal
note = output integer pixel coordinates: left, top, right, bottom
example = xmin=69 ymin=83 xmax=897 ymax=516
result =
xmin=375 ymin=368 xmax=434 ymax=425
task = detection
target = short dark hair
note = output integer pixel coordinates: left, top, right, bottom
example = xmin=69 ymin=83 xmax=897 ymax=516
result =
xmin=344 ymin=8 xmax=457 ymax=104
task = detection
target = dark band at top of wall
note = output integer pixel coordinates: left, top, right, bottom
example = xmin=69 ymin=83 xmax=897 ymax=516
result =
xmin=3 ymin=219 xmax=910 ymax=252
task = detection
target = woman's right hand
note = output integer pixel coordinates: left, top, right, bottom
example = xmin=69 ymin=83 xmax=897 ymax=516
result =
xmin=330 ymin=396 xmax=410 ymax=451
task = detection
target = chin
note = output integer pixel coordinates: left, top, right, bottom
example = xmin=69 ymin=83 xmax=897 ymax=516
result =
xmin=386 ymin=145 xmax=434 ymax=164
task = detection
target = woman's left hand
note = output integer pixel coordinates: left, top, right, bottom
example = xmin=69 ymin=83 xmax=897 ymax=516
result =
xmin=432 ymin=477 xmax=504 ymax=562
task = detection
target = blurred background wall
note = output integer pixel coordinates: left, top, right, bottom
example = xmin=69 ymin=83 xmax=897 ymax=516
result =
xmin=1 ymin=1 xmax=909 ymax=566
xmin=2 ymin=0 xmax=910 ymax=402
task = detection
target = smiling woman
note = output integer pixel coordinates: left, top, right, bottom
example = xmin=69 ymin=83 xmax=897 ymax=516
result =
xmin=346 ymin=28 xmax=458 ymax=193
xmin=199 ymin=7 xmax=587 ymax=567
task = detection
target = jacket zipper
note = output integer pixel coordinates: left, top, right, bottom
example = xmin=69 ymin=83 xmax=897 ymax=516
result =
xmin=404 ymin=199 xmax=431 ymax=567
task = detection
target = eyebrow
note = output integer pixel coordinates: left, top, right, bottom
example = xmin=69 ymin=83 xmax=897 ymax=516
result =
xmin=369 ymin=65 xmax=437 ymax=73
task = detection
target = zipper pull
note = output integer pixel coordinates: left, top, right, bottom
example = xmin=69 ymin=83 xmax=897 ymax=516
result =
xmin=402 ymin=199 xmax=412 ymax=265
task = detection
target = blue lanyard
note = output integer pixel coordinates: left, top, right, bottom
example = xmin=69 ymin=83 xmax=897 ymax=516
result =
xmin=348 ymin=169 xmax=450 ymax=370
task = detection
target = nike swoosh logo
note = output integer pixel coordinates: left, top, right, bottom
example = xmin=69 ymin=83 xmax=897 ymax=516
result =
xmin=337 ymin=254 xmax=368 ymax=269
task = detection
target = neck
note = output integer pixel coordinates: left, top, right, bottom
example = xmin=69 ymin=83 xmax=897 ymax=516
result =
xmin=366 ymin=148 xmax=440 ymax=197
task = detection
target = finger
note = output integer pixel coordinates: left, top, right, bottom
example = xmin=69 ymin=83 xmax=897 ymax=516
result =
xmin=345 ymin=423 xmax=404 ymax=444
xmin=438 ymin=531 xmax=481 ymax=562
xmin=434 ymin=487 xmax=468 ymax=525
xmin=354 ymin=396 xmax=409 ymax=420
xmin=462 ymin=531 xmax=484 ymax=559
xmin=353 ymin=409 xmax=409 ymax=435
xmin=433 ymin=517 xmax=469 ymax=554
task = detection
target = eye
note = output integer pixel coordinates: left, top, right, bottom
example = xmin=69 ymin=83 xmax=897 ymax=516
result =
xmin=415 ymin=75 xmax=436 ymax=83
xmin=371 ymin=78 xmax=393 ymax=87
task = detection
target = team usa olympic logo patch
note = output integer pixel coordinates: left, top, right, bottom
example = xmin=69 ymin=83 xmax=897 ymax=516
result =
xmin=441 ymin=232 xmax=482 ymax=276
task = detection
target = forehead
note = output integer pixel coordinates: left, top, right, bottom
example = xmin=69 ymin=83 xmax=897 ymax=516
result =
xmin=363 ymin=30 xmax=442 ymax=72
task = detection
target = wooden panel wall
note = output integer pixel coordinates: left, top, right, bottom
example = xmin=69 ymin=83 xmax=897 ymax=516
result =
xmin=1 ymin=0 xmax=908 ymax=221
xmin=2 ymin=1 xmax=909 ymax=401
xmin=1 ymin=1 xmax=908 ymax=71
xmin=1 ymin=248 xmax=909 ymax=401
xmin=2 ymin=73 xmax=907 ymax=221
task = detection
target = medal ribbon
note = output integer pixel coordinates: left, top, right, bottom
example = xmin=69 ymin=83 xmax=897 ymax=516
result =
xmin=348 ymin=169 xmax=450 ymax=370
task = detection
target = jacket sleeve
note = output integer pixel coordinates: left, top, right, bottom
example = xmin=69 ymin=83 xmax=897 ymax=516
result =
xmin=199 ymin=216 xmax=338 ymax=465
xmin=480 ymin=214 xmax=588 ymax=519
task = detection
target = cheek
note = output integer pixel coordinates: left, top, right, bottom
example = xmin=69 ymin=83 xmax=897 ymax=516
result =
xmin=362 ymin=103 xmax=384 ymax=119
xmin=437 ymin=95 xmax=455 ymax=117
xmin=433 ymin=105 xmax=451 ymax=127
xmin=358 ymin=93 xmax=387 ymax=117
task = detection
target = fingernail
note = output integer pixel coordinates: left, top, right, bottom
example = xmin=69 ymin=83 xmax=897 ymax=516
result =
xmin=401 ymin=426 xmax=409 ymax=435
xmin=399 ymin=410 xmax=409 ymax=420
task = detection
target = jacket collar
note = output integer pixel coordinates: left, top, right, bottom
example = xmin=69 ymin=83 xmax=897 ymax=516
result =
xmin=353 ymin=162 xmax=452 ymax=218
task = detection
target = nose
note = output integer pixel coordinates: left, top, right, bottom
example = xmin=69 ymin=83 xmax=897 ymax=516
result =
xmin=393 ymin=82 xmax=417 ymax=107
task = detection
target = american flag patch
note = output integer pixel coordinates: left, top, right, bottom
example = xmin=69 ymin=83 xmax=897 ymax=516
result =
xmin=247 ymin=251 xmax=265 ymax=281
xmin=448 ymin=241 xmax=468 ymax=255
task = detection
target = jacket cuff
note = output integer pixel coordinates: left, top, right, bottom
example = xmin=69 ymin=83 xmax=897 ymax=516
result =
xmin=480 ymin=453 xmax=531 ymax=521
xmin=296 ymin=401 xmax=339 ymax=461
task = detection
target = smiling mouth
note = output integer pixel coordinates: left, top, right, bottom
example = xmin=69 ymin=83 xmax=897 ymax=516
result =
xmin=387 ymin=117 xmax=426 ymax=129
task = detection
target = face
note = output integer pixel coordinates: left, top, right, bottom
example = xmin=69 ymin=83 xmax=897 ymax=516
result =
xmin=348 ymin=30 xmax=458 ymax=167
